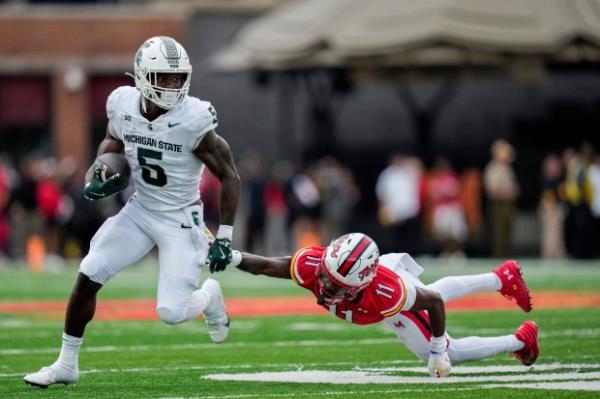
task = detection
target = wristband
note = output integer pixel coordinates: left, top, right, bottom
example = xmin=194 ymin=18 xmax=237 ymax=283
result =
xmin=230 ymin=250 xmax=242 ymax=267
xmin=216 ymin=225 xmax=233 ymax=240
xmin=430 ymin=336 xmax=446 ymax=354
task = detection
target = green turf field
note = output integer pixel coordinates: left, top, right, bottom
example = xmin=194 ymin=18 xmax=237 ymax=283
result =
xmin=1 ymin=259 xmax=599 ymax=398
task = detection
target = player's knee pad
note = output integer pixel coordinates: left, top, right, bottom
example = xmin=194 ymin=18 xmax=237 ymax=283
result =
xmin=156 ymin=305 xmax=187 ymax=325
xmin=79 ymin=254 xmax=108 ymax=285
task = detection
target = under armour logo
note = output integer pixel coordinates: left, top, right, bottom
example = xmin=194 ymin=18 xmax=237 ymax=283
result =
xmin=503 ymin=269 xmax=514 ymax=280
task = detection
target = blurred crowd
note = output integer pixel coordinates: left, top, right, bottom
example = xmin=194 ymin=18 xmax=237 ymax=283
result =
xmin=1 ymin=140 xmax=600 ymax=268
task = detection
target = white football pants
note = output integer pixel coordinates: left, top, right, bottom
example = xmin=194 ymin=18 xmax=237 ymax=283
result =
xmin=79 ymin=194 xmax=212 ymax=324
xmin=384 ymin=265 xmax=522 ymax=364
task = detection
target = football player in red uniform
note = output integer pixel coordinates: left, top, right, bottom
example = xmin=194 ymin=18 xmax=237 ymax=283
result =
xmin=229 ymin=233 xmax=539 ymax=377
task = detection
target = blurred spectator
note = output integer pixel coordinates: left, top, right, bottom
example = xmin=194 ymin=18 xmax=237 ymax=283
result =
xmin=60 ymin=164 xmax=103 ymax=258
xmin=426 ymin=158 xmax=467 ymax=257
xmin=0 ymin=157 xmax=13 ymax=259
xmin=263 ymin=160 xmax=293 ymax=256
xmin=561 ymin=145 xmax=595 ymax=258
xmin=589 ymin=153 xmax=600 ymax=257
xmin=285 ymin=164 xmax=322 ymax=250
xmin=539 ymin=154 xmax=566 ymax=259
xmin=9 ymin=153 xmax=45 ymax=260
xmin=35 ymin=157 xmax=72 ymax=267
xmin=239 ymin=151 xmax=267 ymax=253
xmin=459 ymin=169 xmax=484 ymax=235
xmin=375 ymin=154 xmax=423 ymax=254
xmin=484 ymin=139 xmax=519 ymax=257
xmin=314 ymin=157 xmax=359 ymax=242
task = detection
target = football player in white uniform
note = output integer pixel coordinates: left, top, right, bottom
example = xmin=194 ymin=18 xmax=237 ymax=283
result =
xmin=24 ymin=36 xmax=240 ymax=388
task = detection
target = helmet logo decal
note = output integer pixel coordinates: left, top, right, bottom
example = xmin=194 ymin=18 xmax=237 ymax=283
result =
xmin=159 ymin=36 xmax=180 ymax=68
xmin=329 ymin=235 xmax=346 ymax=259
xmin=337 ymin=236 xmax=372 ymax=277
xmin=358 ymin=261 xmax=377 ymax=281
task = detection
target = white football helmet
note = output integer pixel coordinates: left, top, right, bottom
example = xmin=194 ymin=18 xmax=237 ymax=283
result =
xmin=317 ymin=233 xmax=380 ymax=304
xmin=133 ymin=36 xmax=192 ymax=110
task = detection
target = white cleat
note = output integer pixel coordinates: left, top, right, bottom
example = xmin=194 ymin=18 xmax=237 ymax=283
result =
xmin=202 ymin=278 xmax=230 ymax=343
xmin=24 ymin=365 xmax=79 ymax=388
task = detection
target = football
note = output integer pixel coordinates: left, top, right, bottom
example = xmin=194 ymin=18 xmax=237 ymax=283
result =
xmin=96 ymin=152 xmax=131 ymax=183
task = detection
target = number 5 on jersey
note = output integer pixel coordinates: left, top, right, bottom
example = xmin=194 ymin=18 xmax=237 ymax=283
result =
xmin=138 ymin=148 xmax=167 ymax=187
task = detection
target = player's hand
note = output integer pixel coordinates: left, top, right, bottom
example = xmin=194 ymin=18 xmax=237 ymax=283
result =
xmin=82 ymin=164 xmax=127 ymax=200
xmin=428 ymin=351 xmax=451 ymax=378
xmin=206 ymin=238 xmax=233 ymax=273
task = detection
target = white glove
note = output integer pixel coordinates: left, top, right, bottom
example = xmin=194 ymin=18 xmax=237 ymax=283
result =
xmin=428 ymin=336 xmax=451 ymax=377
xmin=428 ymin=351 xmax=451 ymax=377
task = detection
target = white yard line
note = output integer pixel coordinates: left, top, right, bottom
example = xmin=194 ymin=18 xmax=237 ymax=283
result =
xmin=0 ymin=359 xmax=422 ymax=378
xmin=0 ymin=337 xmax=398 ymax=356
xmin=203 ymin=370 xmax=600 ymax=384
xmin=357 ymin=363 xmax=600 ymax=374
xmin=159 ymin=387 xmax=479 ymax=399
xmin=4 ymin=362 xmax=600 ymax=394
xmin=7 ymin=361 xmax=595 ymax=379
xmin=486 ymin=381 xmax=600 ymax=391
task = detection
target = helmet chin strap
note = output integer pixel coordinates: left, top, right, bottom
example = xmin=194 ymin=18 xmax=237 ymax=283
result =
xmin=317 ymin=293 xmax=327 ymax=306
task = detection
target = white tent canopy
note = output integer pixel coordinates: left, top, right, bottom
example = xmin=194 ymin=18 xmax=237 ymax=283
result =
xmin=212 ymin=0 xmax=600 ymax=70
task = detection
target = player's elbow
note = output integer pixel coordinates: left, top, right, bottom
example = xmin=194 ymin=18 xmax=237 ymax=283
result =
xmin=412 ymin=287 xmax=444 ymax=312
xmin=427 ymin=291 xmax=444 ymax=312
xmin=228 ymin=171 xmax=241 ymax=188
xmin=430 ymin=290 xmax=443 ymax=305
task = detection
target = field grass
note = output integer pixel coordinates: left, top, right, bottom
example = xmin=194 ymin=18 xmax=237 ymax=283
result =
xmin=1 ymin=258 xmax=599 ymax=398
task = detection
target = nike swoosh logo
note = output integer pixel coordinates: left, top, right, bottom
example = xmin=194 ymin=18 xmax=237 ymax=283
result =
xmin=180 ymin=223 xmax=192 ymax=229
xmin=168 ymin=122 xmax=181 ymax=128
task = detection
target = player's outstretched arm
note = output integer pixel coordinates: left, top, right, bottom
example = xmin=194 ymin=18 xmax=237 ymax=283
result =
xmin=195 ymin=130 xmax=241 ymax=273
xmin=410 ymin=287 xmax=451 ymax=377
xmin=233 ymin=252 xmax=293 ymax=280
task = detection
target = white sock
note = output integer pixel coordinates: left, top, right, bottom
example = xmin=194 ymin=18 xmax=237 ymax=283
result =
xmin=447 ymin=334 xmax=524 ymax=364
xmin=182 ymin=288 xmax=211 ymax=321
xmin=54 ymin=333 xmax=83 ymax=371
xmin=427 ymin=273 xmax=502 ymax=303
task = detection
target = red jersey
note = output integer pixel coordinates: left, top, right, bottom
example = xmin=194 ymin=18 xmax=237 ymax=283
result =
xmin=290 ymin=247 xmax=410 ymax=325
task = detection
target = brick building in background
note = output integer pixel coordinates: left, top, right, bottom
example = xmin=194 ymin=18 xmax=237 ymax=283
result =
xmin=0 ymin=7 xmax=185 ymax=170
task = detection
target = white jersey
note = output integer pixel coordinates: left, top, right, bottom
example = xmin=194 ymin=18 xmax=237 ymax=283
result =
xmin=106 ymin=86 xmax=218 ymax=211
